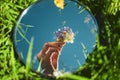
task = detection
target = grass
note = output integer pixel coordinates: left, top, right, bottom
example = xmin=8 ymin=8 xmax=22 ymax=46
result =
xmin=0 ymin=0 xmax=120 ymax=80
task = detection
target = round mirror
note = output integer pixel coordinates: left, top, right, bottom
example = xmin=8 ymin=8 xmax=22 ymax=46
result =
xmin=13 ymin=0 xmax=98 ymax=76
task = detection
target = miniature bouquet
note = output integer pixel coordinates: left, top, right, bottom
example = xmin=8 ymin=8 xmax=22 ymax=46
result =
xmin=54 ymin=27 xmax=75 ymax=43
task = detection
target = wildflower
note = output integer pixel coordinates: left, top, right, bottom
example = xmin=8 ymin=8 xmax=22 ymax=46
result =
xmin=54 ymin=0 xmax=64 ymax=9
xmin=54 ymin=27 xmax=75 ymax=43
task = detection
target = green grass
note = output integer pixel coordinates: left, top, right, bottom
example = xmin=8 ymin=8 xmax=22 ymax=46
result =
xmin=0 ymin=0 xmax=120 ymax=80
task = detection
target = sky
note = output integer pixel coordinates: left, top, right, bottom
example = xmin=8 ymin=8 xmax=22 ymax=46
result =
xmin=14 ymin=0 xmax=98 ymax=73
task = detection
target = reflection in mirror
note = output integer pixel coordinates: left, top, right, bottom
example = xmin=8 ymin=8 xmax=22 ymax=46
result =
xmin=13 ymin=0 xmax=98 ymax=76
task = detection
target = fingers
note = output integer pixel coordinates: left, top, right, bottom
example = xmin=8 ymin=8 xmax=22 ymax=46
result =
xmin=38 ymin=42 xmax=65 ymax=62
xmin=45 ymin=47 xmax=59 ymax=58
xmin=42 ymin=42 xmax=65 ymax=54
xmin=46 ymin=42 xmax=65 ymax=51
xmin=37 ymin=51 xmax=42 ymax=60
xmin=47 ymin=42 xmax=65 ymax=48
xmin=50 ymin=52 xmax=59 ymax=70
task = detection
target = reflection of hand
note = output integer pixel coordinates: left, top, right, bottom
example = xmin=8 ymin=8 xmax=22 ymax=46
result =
xmin=37 ymin=42 xmax=65 ymax=76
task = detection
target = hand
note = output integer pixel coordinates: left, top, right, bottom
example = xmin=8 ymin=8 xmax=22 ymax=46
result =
xmin=37 ymin=42 xmax=65 ymax=76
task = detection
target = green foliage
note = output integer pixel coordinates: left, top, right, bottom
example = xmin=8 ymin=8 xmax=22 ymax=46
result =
xmin=75 ymin=0 xmax=120 ymax=80
xmin=0 ymin=0 xmax=120 ymax=80
xmin=0 ymin=0 xmax=41 ymax=80
xmin=78 ymin=0 xmax=120 ymax=15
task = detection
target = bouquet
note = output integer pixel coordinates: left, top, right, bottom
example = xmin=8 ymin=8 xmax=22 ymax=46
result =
xmin=54 ymin=27 xmax=75 ymax=43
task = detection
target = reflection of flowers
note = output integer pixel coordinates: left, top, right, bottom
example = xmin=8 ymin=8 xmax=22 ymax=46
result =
xmin=54 ymin=0 xmax=64 ymax=9
xmin=54 ymin=27 xmax=75 ymax=43
xmin=90 ymin=27 xmax=97 ymax=34
xmin=84 ymin=15 xmax=91 ymax=24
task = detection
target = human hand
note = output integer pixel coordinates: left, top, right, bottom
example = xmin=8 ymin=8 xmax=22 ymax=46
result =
xmin=37 ymin=42 xmax=65 ymax=75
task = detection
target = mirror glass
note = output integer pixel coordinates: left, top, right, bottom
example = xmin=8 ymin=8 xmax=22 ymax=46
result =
xmin=13 ymin=0 xmax=98 ymax=76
